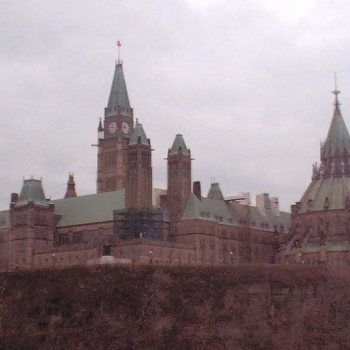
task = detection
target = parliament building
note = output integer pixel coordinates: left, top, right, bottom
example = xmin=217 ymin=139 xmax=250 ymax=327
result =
xmin=0 ymin=57 xmax=294 ymax=270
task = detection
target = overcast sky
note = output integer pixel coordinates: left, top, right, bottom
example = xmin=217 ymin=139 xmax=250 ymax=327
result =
xmin=1 ymin=0 xmax=350 ymax=211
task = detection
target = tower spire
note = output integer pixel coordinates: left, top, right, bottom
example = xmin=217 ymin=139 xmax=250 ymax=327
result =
xmin=105 ymin=51 xmax=133 ymax=118
xmin=117 ymin=39 xmax=121 ymax=65
xmin=333 ymin=72 xmax=341 ymax=111
xmin=320 ymin=78 xmax=350 ymax=174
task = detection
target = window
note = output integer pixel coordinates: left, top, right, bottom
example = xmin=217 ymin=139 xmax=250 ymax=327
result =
xmin=58 ymin=233 xmax=69 ymax=245
xmin=73 ymin=232 xmax=83 ymax=244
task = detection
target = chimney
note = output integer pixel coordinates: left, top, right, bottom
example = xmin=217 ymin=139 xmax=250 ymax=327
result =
xmin=193 ymin=181 xmax=201 ymax=200
xmin=271 ymin=197 xmax=280 ymax=217
xmin=256 ymin=193 xmax=271 ymax=215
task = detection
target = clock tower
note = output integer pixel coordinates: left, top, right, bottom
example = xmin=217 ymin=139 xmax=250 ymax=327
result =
xmin=97 ymin=61 xmax=134 ymax=192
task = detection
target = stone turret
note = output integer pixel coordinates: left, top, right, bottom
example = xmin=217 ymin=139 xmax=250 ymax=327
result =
xmin=167 ymin=134 xmax=192 ymax=222
xmin=64 ymin=173 xmax=77 ymax=198
xmin=10 ymin=179 xmax=55 ymax=269
xmin=125 ymin=120 xmax=152 ymax=209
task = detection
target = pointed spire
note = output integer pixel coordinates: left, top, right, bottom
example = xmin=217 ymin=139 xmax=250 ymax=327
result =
xmin=15 ymin=178 xmax=49 ymax=207
xmin=207 ymin=182 xmax=224 ymax=200
xmin=105 ymin=62 xmax=133 ymax=118
xmin=333 ymin=72 xmax=341 ymax=113
xmin=98 ymin=118 xmax=104 ymax=139
xmin=321 ymin=78 xmax=350 ymax=160
xmin=64 ymin=173 xmax=77 ymax=199
xmin=98 ymin=118 xmax=103 ymax=132
xmin=117 ymin=39 xmax=122 ymax=64
xmin=129 ymin=119 xmax=149 ymax=145
xmin=168 ymin=134 xmax=190 ymax=155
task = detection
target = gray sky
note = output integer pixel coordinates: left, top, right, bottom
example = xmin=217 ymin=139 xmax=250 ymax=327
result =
xmin=1 ymin=0 xmax=350 ymax=211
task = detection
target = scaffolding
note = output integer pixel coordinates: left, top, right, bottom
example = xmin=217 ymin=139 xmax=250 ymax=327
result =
xmin=113 ymin=208 xmax=165 ymax=241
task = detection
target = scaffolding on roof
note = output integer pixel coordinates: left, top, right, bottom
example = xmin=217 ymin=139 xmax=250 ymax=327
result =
xmin=113 ymin=207 xmax=165 ymax=241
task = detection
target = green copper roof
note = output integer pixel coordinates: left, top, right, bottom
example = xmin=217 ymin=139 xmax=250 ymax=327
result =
xmin=297 ymin=176 xmax=350 ymax=213
xmin=129 ymin=120 xmax=149 ymax=146
xmin=169 ymin=134 xmax=190 ymax=155
xmin=296 ymin=91 xmax=350 ymax=214
xmin=106 ymin=63 xmax=132 ymax=118
xmin=181 ymin=194 xmax=202 ymax=220
xmin=15 ymin=179 xmax=49 ymax=207
xmin=207 ymin=183 xmax=224 ymax=200
xmin=181 ymin=192 xmax=290 ymax=231
xmin=321 ymin=93 xmax=350 ymax=159
xmin=53 ymin=189 xmax=125 ymax=227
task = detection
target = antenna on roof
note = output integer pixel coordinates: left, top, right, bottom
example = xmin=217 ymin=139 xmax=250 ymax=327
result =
xmin=117 ymin=39 xmax=122 ymax=65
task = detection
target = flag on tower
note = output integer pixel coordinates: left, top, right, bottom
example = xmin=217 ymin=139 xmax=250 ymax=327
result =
xmin=117 ymin=40 xmax=121 ymax=47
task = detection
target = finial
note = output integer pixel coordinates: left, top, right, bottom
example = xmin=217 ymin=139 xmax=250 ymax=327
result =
xmin=117 ymin=39 xmax=121 ymax=65
xmin=332 ymin=72 xmax=341 ymax=109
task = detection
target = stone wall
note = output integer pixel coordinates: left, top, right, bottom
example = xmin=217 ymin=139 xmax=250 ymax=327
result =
xmin=1 ymin=264 xmax=350 ymax=349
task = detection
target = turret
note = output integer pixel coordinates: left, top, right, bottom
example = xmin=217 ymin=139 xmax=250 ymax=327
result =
xmin=125 ymin=120 xmax=152 ymax=209
xmin=284 ymin=79 xmax=350 ymax=266
xmin=207 ymin=182 xmax=224 ymax=200
xmin=9 ymin=179 xmax=55 ymax=269
xmin=64 ymin=173 xmax=77 ymax=198
xmin=167 ymin=134 xmax=192 ymax=222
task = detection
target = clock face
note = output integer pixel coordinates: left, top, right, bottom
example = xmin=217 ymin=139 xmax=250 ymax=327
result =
xmin=108 ymin=122 xmax=117 ymax=134
xmin=121 ymin=122 xmax=130 ymax=134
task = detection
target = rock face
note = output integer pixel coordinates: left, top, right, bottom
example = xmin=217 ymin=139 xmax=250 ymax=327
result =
xmin=0 ymin=265 xmax=350 ymax=349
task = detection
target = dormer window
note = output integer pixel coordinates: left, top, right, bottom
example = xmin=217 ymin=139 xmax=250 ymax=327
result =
xmin=307 ymin=199 xmax=313 ymax=211
xmin=324 ymin=197 xmax=330 ymax=210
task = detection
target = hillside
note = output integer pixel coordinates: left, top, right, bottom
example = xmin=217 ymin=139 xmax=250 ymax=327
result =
xmin=0 ymin=264 xmax=350 ymax=349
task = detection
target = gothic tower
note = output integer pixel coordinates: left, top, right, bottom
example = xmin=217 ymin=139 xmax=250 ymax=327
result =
xmin=9 ymin=179 xmax=55 ymax=269
xmin=125 ymin=120 xmax=152 ymax=209
xmin=167 ymin=134 xmax=191 ymax=222
xmin=97 ymin=61 xmax=134 ymax=192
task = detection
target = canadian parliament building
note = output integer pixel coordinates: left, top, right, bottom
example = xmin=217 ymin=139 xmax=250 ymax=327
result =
xmin=0 ymin=55 xmax=349 ymax=270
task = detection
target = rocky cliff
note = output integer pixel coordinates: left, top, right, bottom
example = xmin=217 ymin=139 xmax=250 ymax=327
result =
xmin=0 ymin=264 xmax=349 ymax=349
